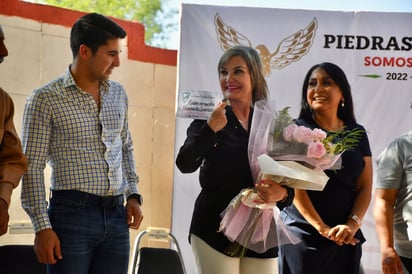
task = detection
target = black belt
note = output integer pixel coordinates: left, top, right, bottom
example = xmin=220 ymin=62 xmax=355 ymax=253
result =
xmin=51 ymin=190 xmax=124 ymax=208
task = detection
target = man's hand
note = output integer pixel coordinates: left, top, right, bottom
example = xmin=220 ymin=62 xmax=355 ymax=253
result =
xmin=0 ymin=198 xmax=9 ymax=235
xmin=34 ymin=229 xmax=62 ymax=264
xmin=126 ymin=199 xmax=143 ymax=229
xmin=381 ymin=247 xmax=404 ymax=274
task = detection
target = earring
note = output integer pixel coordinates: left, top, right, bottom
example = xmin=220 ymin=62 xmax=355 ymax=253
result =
xmin=341 ymin=101 xmax=345 ymax=107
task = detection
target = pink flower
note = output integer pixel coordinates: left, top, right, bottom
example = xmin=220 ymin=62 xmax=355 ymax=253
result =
xmin=283 ymin=124 xmax=298 ymax=142
xmin=307 ymin=140 xmax=327 ymax=159
xmin=311 ymin=128 xmax=327 ymax=141
xmin=293 ymin=126 xmax=313 ymax=144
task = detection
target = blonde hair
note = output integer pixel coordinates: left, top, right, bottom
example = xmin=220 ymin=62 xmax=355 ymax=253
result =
xmin=217 ymin=45 xmax=268 ymax=104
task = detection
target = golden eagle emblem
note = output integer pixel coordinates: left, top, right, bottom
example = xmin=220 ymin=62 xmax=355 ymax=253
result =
xmin=214 ymin=13 xmax=318 ymax=76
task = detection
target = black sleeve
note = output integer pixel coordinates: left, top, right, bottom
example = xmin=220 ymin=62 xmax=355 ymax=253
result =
xmin=175 ymin=120 xmax=218 ymax=173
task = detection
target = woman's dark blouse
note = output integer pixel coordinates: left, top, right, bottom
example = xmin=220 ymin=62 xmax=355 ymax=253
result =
xmin=280 ymin=117 xmax=372 ymax=246
xmin=176 ymin=106 xmax=294 ymax=258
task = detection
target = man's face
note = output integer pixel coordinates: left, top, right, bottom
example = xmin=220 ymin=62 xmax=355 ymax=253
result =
xmin=86 ymin=38 xmax=121 ymax=81
xmin=0 ymin=26 xmax=9 ymax=64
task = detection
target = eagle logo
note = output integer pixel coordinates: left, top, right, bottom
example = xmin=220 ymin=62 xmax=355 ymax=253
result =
xmin=214 ymin=13 xmax=318 ymax=76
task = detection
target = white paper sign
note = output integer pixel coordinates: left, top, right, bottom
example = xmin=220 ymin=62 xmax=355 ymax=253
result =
xmin=176 ymin=90 xmax=222 ymax=120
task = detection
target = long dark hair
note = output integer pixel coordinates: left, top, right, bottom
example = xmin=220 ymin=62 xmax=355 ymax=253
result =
xmin=298 ymin=62 xmax=356 ymax=123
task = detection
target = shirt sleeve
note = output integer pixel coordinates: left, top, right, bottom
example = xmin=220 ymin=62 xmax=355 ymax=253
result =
xmin=376 ymin=137 xmax=405 ymax=190
xmin=175 ymin=119 xmax=218 ymax=174
xmin=21 ymin=90 xmax=52 ymax=232
xmin=120 ymin=92 xmax=139 ymax=198
xmin=359 ymin=125 xmax=372 ymax=157
xmin=0 ymin=89 xmax=28 ymax=206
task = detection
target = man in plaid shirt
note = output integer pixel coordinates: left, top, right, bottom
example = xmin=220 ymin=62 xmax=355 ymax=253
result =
xmin=21 ymin=13 xmax=143 ymax=274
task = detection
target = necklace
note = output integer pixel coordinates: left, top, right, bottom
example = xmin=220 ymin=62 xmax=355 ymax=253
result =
xmin=333 ymin=120 xmax=344 ymax=131
xmin=327 ymin=120 xmax=344 ymax=132
xmin=313 ymin=116 xmax=344 ymax=132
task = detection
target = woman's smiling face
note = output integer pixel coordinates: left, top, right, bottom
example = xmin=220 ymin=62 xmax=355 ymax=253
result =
xmin=307 ymin=67 xmax=343 ymax=113
xmin=219 ymin=55 xmax=252 ymax=103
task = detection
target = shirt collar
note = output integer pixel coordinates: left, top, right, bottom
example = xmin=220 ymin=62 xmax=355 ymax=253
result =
xmin=62 ymin=66 xmax=111 ymax=91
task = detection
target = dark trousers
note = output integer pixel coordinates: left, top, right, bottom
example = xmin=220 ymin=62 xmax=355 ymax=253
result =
xmin=47 ymin=190 xmax=130 ymax=274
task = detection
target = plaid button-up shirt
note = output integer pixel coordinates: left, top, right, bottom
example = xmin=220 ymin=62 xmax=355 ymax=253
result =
xmin=21 ymin=69 xmax=139 ymax=232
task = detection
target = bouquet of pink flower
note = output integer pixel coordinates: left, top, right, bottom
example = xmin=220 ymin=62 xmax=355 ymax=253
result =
xmin=282 ymin=123 xmax=335 ymax=161
xmin=249 ymin=101 xmax=363 ymax=188
xmin=219 ymin=100 xmax=364 ymax=256
xmin=268 ymin=106 xmax=342 ymax=172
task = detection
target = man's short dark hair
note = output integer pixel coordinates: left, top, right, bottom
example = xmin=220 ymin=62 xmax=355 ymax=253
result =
xmin=70 ymin=13 xmax=126 ymax=58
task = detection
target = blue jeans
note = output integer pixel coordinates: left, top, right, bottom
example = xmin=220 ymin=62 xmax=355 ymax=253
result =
xmin=47 ymin=191 xmax=130 ymax=274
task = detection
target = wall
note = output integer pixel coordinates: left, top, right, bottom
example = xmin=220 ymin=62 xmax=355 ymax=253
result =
xmin=0 ymin=0 xmax=178 ymax=270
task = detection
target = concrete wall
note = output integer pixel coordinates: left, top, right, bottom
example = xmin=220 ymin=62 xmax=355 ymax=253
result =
xmin=0 ymin=0 xmax=178 ymax=269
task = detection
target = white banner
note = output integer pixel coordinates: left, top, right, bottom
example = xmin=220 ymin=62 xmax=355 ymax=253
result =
xmin=173 ymin=4 xmax=412 ymax=274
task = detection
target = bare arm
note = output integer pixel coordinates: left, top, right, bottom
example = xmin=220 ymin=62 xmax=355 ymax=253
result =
xmin=374 ymin=188 xmax=404 ymax=274
xmin=328 ymin=155 xmax=373 ymax=245
xmin=293 ymin=189 xmax=331 ymax=236
xmin=346 ymin=156 xmax=373 ymax=227
xmin=294 ymin=156 xmax=372 ymax=245
xmin=294 ymin=189 xmax=359 ymax=246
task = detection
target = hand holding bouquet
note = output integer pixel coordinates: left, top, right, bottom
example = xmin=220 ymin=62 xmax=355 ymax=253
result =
xmin=219 ymin=184 xmax=299 ymax=257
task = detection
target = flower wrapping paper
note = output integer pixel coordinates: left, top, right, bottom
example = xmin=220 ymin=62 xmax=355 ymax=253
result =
xmin=257 ymin=154 xmax=329 ymax=191
xmin=219 ymin=189 xmax=300 ymax=256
